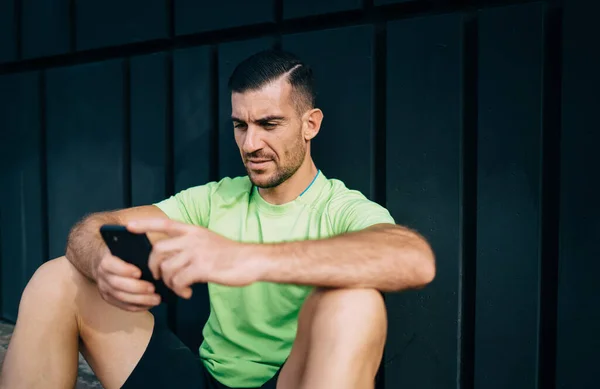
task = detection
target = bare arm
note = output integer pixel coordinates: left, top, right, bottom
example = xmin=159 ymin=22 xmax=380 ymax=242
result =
xmin=65 ymin=205 xmax=170 ymax=282
xmin=254 ymin=223 xmax=435 ymax=292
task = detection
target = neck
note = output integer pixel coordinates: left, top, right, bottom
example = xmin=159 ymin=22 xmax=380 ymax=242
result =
xmin=258 ymin=157 xmax=318 ymax=205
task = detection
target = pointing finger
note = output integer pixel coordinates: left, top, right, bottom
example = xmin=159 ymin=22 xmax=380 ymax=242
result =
xmin=153 ymin=235 xmax=192 ymax=254
xmin=127 ymin=218 xmax=192 ymax=237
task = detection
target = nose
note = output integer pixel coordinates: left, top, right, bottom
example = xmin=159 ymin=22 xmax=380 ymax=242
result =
xmin=242 ymin=125 xmax=264 ymax=154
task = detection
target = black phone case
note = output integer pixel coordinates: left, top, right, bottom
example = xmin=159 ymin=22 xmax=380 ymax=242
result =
xmin=99 ymin=224 xmax=175 ymax=302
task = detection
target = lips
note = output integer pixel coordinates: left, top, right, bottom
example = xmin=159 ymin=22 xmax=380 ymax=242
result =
xmin=246 ymin=160 xmax=272 ymax=169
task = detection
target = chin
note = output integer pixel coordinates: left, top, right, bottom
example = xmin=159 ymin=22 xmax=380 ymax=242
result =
xmin=249 ymin=176 xmax=276 ymax=189
xmin=247 ymin=170 xmax=280 ymax=189
xmin=247 ymin=169 xmax=268 ymax=184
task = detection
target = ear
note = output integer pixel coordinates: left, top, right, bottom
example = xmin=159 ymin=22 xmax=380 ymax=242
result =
xmin=302 ymin=108 xmax=323 ymax=141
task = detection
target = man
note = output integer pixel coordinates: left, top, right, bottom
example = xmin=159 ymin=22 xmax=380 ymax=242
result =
xmin=0 ymin=50 xmax=435 ymax=389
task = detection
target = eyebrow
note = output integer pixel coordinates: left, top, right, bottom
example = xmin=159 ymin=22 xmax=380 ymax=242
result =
xmin=231 ymin=115 xmax=286 ymax=123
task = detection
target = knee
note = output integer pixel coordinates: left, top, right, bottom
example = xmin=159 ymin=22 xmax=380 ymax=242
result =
xmin=311 ymin=287 xmax=387 ymax=321
xmin=306 ymin=288 xmax=387 ymax=343
xmin=25 ymin=256 xmax=75 ymax=292
xmin=19 ymin=256 xmax=80 ymax=312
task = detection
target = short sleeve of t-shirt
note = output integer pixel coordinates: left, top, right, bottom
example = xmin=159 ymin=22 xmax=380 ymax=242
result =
xmin=153 ymin=182 xmax=215 ymax=227
xmin=326 ymin=188 xmax=396 ymax=234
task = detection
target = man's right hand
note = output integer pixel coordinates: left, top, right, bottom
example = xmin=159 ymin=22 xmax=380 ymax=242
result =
xmin=95 ymin=252 xmax=162 ymax=312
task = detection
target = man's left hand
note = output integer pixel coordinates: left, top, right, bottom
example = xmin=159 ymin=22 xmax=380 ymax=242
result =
xmin=126 ymin=219 xmax=262 ymax=299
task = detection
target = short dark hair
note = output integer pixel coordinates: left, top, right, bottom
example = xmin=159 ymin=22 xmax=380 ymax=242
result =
xmin=228 ymin=49 xmax=316 ymax=113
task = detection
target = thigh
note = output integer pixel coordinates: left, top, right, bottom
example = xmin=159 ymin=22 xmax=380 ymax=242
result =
xmin=69 ymin=255 xmax=156 ymax=389
xmin=275 ymin=289 xmax=322 ymax=389
xmin=121 ymin=323 xmax=206 ymax=389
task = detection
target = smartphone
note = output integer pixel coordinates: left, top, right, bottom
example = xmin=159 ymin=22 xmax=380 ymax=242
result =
xmin=99 ymin=224 xmax=175 ymax=302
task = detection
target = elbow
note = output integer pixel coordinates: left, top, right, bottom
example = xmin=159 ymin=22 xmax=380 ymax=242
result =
xmin=388 ymin=242 xmax=436 ymax=292
xmin=66 ymin=212 xmax=108 ymax=246
xmin=385 ymin=226 xmax=436 ymax=291
xmin=417 ymin=254 xmax=436 ymax=288
xmin=411 ymin=240 xmax=436 ymax=289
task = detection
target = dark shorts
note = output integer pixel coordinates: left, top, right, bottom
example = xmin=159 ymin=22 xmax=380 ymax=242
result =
xmin=121 ymin=323 xmax=281 ymax=389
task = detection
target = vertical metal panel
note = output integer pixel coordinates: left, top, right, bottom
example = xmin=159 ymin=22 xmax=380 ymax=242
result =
xmin=0 ymin=0 xmax=16 ymax=63
xmin=283 ymin=25 xmax=374 ymax=199
xmin=385 ymin=14 xmax=463 ymax=389
xmin=46 ymin=60 xmax=125 ymax=259
xmin=556 ymin=0 xmax=600 ymax=387
xmin=0 ymin=211 xmax=2 ymax=319
xmin=130 ymin=52 xmax=168 ymax=207
xmin=475 ymin=4 xmax=544 ymax=389
xmin=173 ymin=46 xmax=212 ymax=192
xmin=0 ymin=72 xmax=44 ymax=321
xmin=283 ymin=0 xmax=362 ymax=19
xmin=218 ymin=38 xmax=275 ymax=179
xmin=131 ymin=52 xmax=169 ymax=325
xmin=22 ymin=0 xmax=70 ymax=59
xmin=172 ymin=46 xmax=212 ymax=350
xmin=76 ymin=0 xmax=168 ymax=50
xmin=175 ymin=0 xmax=275 ymax=36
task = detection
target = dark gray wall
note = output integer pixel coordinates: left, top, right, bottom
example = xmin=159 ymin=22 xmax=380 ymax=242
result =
xmin=1 ymin=1 xmax=598 ymax=388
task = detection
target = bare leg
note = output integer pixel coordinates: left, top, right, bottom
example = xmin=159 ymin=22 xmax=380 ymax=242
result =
xmin=0 ymin=256 xmax=154 ymax=389
xmin=277 ymin=288 xmax=387 ymax=389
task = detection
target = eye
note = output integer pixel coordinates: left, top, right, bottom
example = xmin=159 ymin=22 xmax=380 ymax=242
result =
xmin=233 ymin=122 xmax=247 ymax=130
xmin=263 ymin=122 xmax=277 ymax=129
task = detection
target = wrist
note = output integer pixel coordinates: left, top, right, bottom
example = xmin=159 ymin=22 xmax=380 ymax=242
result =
xmin=242 ymin=243 xmax=278 ymax=283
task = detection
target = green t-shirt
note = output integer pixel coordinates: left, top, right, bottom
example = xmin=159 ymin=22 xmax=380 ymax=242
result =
xmin=154 ymin=171 xmax=395 ymax=388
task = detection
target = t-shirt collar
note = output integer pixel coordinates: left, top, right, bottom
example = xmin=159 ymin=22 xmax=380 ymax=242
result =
xmin=251 ymin=169 xmax=327 ymax=214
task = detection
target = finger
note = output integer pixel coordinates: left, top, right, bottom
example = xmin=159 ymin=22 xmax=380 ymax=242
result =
xmin=106 ymin=274 xmax=155 ymax=294
xmin=101 ymin=255 xmax=141 ymax=278
xmin=148 ymin=244 xmax=174 ymax=280
xmin=160 ymin=253 xmax=191 ymax=290
xmin=153 ymin=235 xmax=193 ymax=254
xmin=177 ymin=286 xmax=193 ymax=300
xmin=97 ymin=281 xmax=151 ymax=312
xmin=126 ymin=218 xmax=192 ymax=237
xmin=105 ymin=296 xmax=149 ymax=312
xmin=149 ymin=236 xmax=189 ymax=280
xmin=108 ymin=288 xmax=162 ymax=307
xmin=171 ymin=264 xmax=201 ymax=299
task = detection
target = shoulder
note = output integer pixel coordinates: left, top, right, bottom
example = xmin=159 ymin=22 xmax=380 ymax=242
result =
xmin=322 ymin=177 xmax=395 ymax=233
xmin=176 ymin=176 xmax=251 ymax=200
xmin=154 ymin=176 xmax=251 ymax=225
xmin=209 ymin=175 xmax=253 ymax=202
xmin=325 ymin=178 xmax=375 ymax=208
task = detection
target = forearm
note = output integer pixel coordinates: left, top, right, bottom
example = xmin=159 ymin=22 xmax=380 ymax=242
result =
xmin=65 ymin=212 xmax=120 ymax=281
xmin=255 ymin=224 xmax=435 ymax=292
